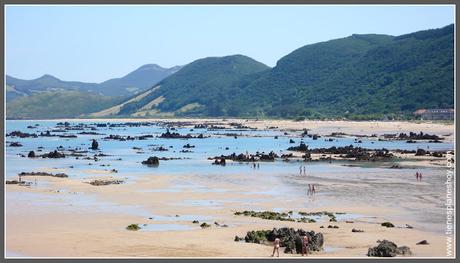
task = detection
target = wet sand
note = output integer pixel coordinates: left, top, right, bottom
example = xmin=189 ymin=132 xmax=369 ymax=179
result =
xmin=6 ymin=166 xmax=452 ymax=258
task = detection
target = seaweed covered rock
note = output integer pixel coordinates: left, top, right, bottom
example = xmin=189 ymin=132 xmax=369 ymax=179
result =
xmin=27 ymin=151 xmax=36 ymax=158
xmin=243 ymin=227 xmax=324 ymax=253
xmin=142 ymin=156 xmax=160 ymax=166
xmin=126 ymin=224 xmax=141 ymax=231
xmin=367 ymin=240 xmax=412 ymax=257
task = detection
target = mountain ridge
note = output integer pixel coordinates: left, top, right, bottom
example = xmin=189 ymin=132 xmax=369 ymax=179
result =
xmin=6 ymin=63 xmax=182 ymax=101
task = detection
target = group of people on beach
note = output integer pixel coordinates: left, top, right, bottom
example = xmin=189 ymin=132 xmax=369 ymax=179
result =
xmin=299 ymin=165 xmax=307 ymax=175
xmin=252 ymin=162 xmax=260 ymax=169
xmin=272 ymin=235 xmax=310 ymax=257
xmin=415 ymin=171 xmax=423 ymax=182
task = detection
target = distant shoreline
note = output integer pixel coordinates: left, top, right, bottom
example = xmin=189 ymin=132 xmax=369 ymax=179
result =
xmin=5 ymin=117 xmax=454 ymax=124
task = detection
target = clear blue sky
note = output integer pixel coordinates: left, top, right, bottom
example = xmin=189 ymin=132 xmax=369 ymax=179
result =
xmin=5 ymin=5 xmax=455 ymax=83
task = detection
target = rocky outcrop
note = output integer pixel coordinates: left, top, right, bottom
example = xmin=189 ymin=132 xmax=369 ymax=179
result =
xmin=6 ymin=131 xmax=37 ymax=138
xmin=88 ymin=179 xmax=124 ymax=186
xmin=9 ymin=142 xmax=22 ymax=147
xmin=42 ymin=150 xmax=65 ymax=158
xmin=159 ymin=129 xmax=204 ymax=139
xmin=381 ymin=222 xmax=395 ymax=228
xmin=416 ymin=240 xmax=429 ymax=245
xmin=91 ymin=139 xmax=99 ymax=150
xmin=367 ymin=240 xmax=412 ymax=257
xmin=287 ymin=142 xmax=309 ymax=152
xmin=243 ymin=227 xmax=324 ymax=253
xmin=210 ymin=151 xmax=278 ymax=163
xmin=295 ymin=145 xmax=394 ymax=161
xmin=396 ymin=132 xmax=442 ymax=141
xmin=142 ymin=156 xmax=160 ymax=166
xmin=212 ymin=157 xmax=226 ymax=166
xmin=19 ymin=172 xmax=68 ymax=178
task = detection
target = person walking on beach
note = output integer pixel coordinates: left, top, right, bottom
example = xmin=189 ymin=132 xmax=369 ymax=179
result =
xmin=307 ymin=184 xmax=311 ymax=196
xmin=419 ymin=172 xmax=422 ymax=182
xmin=301 ymin=235 xmax=310 ymax=256
xmin=272 ymin=237 xmax=280 ymax=257
xmin=300 ymin=165 xmax=302 ymax=175
xmin=303 ymin=166 xmax=306 ymax=176
xmin=257 ymin=163 xmax=260 ymax=169
xmin=415 ymin=172 xmax=419 ymax=182
xmin=312 ymin=184 xmax=316 ymax=195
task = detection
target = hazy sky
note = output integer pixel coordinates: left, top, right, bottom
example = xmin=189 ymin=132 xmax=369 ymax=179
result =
xmin=5 ymin=5 xmax=455 ymax=83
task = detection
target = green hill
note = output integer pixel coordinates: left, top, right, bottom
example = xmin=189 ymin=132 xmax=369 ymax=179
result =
xmin=112 ymin=55 xmax=270 ymax=117
xmin=98 ymin=24 xmax=453 ymax=120
xmin=6 ymin=91 xmax=123 ymax=119
xmin=243 ymin=24 xmax=454 ymax=119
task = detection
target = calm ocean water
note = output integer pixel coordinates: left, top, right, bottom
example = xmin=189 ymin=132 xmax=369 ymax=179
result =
xmin=5 ymin=120 xmax=453 ymax=180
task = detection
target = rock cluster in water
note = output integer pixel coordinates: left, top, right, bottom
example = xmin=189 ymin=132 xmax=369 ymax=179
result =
xmin=159 ymin=129 xmax=204 ymax=139
xmin=242 ymin=227 xmax=324 ymax=254
xmin=210 ymin=151 xmax=278 ymax=163
xmin=41 ymin=150 xmax=66 ymax=158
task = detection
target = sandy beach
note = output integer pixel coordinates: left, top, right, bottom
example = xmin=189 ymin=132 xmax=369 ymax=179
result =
xmin=5 ymin=119 xmax=455 ymax=258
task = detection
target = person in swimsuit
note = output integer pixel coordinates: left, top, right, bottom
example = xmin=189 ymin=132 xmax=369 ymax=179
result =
xmin=300 ymin=166 xmax=302 ymax=175
xmin=419 ymin=172 xmax=422 ymax=181
xmin=303 ymin=166 xmax=306 ymax=175
xmin=312 ymin=184 xmax=316 ymax=195
xmin=272 ymin=237 xmax=280 ymax=257
xmin=301 ymin=235 xmax=310 ymax=256
xmin=307 ymin=184 xmax=311 ymax=196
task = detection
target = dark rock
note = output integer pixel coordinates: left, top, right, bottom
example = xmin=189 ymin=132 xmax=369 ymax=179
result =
xmin=200 ymin=222 xmax=211 ymax=228
xmin=126 ymin=224 xmax=140 ymax=231
xmin=416 ymin=240 xmax=429 ymax=245
xmin=381 ymin=222 xmax=395 ymax=228
xmin=415 ymin=149 xmax=427 ymax=156
xmin=243 ymin=227 xmax=323 ymax=253
xmin=42 ymin=150 xmax=65 ymax=158
xmin=287 ymin=142 xmax=309 ymax=152
xmin=9 ymin=142 xmax=22 ymax=147
xmin=91 ymin=139 xmax=99 ymax=150
xmin=19 ymin=172 xmax=68 ymax=178
xmin=289 ymin=139 xmax=295 ymax=144
xmin=142 ymin=156 xmax=160 ymax=166
xmin=7 ymin=131 xmax=37 ymax=138
xmin=212 ymin=157 xmax=226 ymax=166
xmin=352 ymin=228 xmax=364 ymax=232
xmin=27 ymin=151 xmax=36 ymax=158
xmin=367 ymin=240 xmax=412 ymax=257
